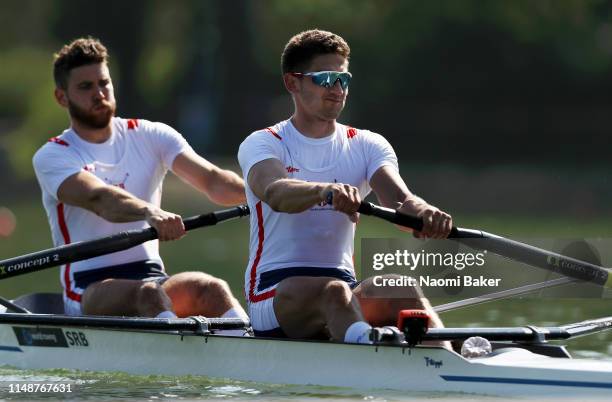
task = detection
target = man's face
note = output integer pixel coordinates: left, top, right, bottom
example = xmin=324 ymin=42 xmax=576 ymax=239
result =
xmin=289 ymin=53 xmax=349 ymax=121
xmin=56 ymin=63 xmax=116 ymax=129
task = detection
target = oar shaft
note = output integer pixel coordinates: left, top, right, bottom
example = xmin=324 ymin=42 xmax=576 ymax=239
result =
xmin=357 ymin=201 xmax=612 ymax=288
xmin=458 ymin=231 xmax=611 ymax=287
xmin=434 ymin=277 xmax=577 ymax=313
xmin=0 ymin=205 xmax=249 ymax=280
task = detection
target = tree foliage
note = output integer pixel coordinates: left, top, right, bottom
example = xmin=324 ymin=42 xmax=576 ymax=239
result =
xmin=1 ymin=0 xmax=611 ymax=178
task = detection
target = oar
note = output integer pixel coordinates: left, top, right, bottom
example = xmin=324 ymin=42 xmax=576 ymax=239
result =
xmin=434 ymin=239 xmax=603 ymax=312
xmin=434 ymin=277 xmax=577 ymax=313
xmin=0 ymin=205 xmax=250 ymax=280
xmin=357 ymin=202 xmax=612 ymax=288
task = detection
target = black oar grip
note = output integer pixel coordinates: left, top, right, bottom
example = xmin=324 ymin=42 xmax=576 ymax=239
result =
xmin=326 ymin=193 xmax=429 ymax=233
xmin=358 ymin=202 xmax=423 ymax=231
xmin=357 ymin=201 xmax=460 ymax=237
xmin=183 ymin=205 xmax=250 ymax=231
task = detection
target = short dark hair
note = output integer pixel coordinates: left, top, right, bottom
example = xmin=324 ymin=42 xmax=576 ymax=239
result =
xmin=53 ymin=37 xmax=109 ymax=89
xmin=281 ymin=29 xmax=350 ymax=74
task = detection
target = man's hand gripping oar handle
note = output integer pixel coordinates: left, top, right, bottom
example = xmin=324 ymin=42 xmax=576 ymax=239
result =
xmin=357 ymin=201 xmax=461 ymax=238
xmin=355 ymin=200 xmax=612 ymax=288
xmin=0 ymin=205 xmax=250 ymax=280
xmin=324 ymin=192 xmax=459 ymax=236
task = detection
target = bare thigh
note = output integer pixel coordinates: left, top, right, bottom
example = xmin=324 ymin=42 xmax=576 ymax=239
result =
xmin=162 ymin=271 xmax=239 ymax=317
xmin=82 ymin=278 xmax=170 ymax=316
xmin=274 ymin=276 xmax=362 ymax=339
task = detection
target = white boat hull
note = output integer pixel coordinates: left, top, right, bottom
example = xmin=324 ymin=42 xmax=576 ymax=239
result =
xmin=1 ymin=323 xmax=612 ymax=396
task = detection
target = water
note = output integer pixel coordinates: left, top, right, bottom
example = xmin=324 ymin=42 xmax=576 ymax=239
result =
xmin=0 ymin=368 xmax=527 ymax=401
xmin=1 ymin=367 xmax=610 ymax=401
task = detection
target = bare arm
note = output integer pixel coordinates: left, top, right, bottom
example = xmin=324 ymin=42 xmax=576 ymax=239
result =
xmin=248 ymin=158 xmax=360 ymax=220
xmin=370 ymin=165 xmax=452 ymax=238
xmin=172 ymin=150 xmax=246 ymax=206
xmin=57 ymin=171 xmax=185 ymax=241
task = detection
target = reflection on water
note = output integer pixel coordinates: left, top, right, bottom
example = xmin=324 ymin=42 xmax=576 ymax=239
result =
xmin=0 ymin=367 xmax=506 ymax=401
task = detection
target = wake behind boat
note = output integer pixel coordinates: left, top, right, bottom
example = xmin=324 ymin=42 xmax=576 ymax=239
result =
xmin=1 ymin=292 xmax=612 ymax=397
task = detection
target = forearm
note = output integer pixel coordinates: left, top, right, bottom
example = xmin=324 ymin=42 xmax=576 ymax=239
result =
xmin=394 ymin=193 xmax=428 ymax=212
xmin=370 ymin=166 xmax=427 ymax=210
xmin=264 ymin=179 xmax=325 ymax=213
xmin=206 ymin=168 xmax=246 ymax=206
xmin=88 ymin=186 xmax=154 ymax=222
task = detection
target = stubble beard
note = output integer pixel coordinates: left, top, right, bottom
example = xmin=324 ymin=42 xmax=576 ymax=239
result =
xmin=68 ymin=99 xmax=116 ymax=129
xmin=321 ymin=100 xmax=345 ymax=121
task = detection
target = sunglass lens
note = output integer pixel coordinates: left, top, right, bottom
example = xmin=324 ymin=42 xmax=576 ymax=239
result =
xmin=310 ymin=73 xmax=331 ymax=87
xmin=337 ymin=73 xmax=351 ymax=89
xmin=308 ymin=72 xmax=351 ymax=89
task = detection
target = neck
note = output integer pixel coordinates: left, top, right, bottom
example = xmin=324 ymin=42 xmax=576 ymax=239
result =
xmin=290 ymin=113 xmax=336 ymax=139
xmin=71 ymin=119 xmax=112 ymax=144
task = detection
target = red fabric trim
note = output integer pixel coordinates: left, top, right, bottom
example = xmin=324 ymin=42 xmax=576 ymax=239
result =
xmin=48 ymin=137 xmax=69 ymax=146
xmin=265 ymin=127 xmax=282 ymax=140
xmin=346 ymin=127 xmax=357 ymax=139
xmin=127 ymin=119 xmax=139 ymax=130
xmin=248 ymin=202 xmax=276 ymax=302
xmin=57 ymin=203 xmax=81 ymax=302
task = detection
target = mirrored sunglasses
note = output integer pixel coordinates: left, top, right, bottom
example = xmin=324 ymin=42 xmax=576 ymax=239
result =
xmin=292 ymin=71 xmax=352 ymax=90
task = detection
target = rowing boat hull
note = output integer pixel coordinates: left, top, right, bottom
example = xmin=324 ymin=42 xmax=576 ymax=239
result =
xmin=1 ymin=323 xmax=612 ymax=396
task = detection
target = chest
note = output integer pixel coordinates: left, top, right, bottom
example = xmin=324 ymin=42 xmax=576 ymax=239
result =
xmin=76 ymin=137 xmax=161 ymax=197
xmin=278 ymin=139 xmax=367 ymax=187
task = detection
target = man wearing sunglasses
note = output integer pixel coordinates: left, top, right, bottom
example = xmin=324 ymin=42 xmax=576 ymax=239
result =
xmin=238 ymin=29 xmax=452 ymax=343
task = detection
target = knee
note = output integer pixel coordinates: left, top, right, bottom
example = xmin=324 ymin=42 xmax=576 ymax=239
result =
xmin=137 ymin=281 xmax=166 ymax=304
xmin=187 ymin=276 xmax=235 ymax=315
xmin=167 ymin=272 xmax=234 ymax=302
xmin=321 ymin=280 xmax=353 ymax=306
xmin=199 ymin=277 xmax=233 ymax=301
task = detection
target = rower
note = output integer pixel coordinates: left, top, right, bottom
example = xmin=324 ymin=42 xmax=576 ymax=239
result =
xmin=238 ymin=29 xmax=452 ymax=343
xmin=32 ymin=37 xmax=248 ymax=335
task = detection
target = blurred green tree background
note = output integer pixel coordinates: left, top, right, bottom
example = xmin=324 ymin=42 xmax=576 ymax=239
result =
xmin=2 ymin=0 xmax=612 ymax=176
xmin=1 ymin=0 xmax=612 ymax=300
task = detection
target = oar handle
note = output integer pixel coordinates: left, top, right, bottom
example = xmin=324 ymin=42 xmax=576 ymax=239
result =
xmin=0 ymin=205 xmax=250 ymax=280
xmin=183 ymin=204 xmax=250 ymax=231
xmin=357 ymin=201 xmax=461 ymax=237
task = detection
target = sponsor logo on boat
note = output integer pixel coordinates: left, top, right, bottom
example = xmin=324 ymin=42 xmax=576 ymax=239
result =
xmin=424 ymin=357 xmax=443 ymax=368
xmin=65 ymin=330 xmax=89 ymax=347
xmin=12 ymin=327 xmax=68 ymax=348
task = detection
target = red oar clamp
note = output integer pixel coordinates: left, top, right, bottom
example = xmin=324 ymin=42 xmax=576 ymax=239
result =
xmin=398 ymin=309 xmax=430 ymax=346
